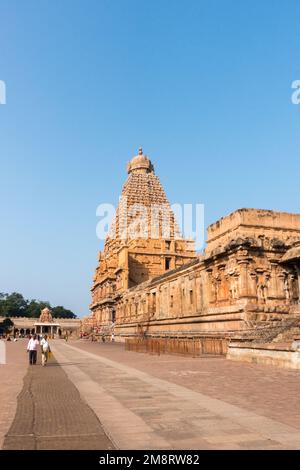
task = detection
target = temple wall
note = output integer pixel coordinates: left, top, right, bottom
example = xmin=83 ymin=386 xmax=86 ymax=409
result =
xmin=92 ymin=209 xmax=300 ymax=339
xmin=207 ymin=209 xmax=300 ymax=255
xmin=111 ymin=241 xmax=300 ymax=339
xmin=86 ymin=156 xmax=300 ymax=342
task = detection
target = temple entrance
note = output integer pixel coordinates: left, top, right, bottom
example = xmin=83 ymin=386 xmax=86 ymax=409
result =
xmin=33 ymin=307 xmax=61 ymax=338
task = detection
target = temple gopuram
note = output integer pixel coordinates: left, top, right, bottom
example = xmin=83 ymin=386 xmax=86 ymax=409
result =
xmin=83 ymin=149 xmax=300 ymax=349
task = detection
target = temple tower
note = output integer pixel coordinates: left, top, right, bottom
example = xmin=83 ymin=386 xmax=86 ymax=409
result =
xmin=90 ymin=148 xmax=196 ymax=329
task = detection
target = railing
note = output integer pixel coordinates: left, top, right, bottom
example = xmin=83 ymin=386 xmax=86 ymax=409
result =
xmin=125 ymin=337 xmax=228 ymax=357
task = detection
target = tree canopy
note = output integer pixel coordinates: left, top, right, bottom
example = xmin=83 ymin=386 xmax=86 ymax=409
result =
xmin=0 ymin=293 xmax=76 ymax=319
xmin=0 ymin=317 xmax=14 ymax=334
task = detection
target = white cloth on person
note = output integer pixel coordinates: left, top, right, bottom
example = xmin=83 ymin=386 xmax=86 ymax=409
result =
xmin=40 ymin=338 xmax=50 ymax=352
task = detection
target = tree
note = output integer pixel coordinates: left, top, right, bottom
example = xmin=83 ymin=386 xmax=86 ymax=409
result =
xmin=0 ymin=292 xmax=76 ymax=319
xmin=51 ymin=306 xmax=76 ymax=319
xmin=25 ymin=300 xmax=51 ymax=318
xmin=0 ymin=293 xmax=27 ymax=317
xmin=0 ymin=317 xmax=14 ymax=334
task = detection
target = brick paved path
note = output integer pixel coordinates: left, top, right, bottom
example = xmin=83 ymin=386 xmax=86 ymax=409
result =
xmin=3 ymin=339 xmax=300 ymax=450
xmin=3 ymin=347 xmax=114 ymax=450
xmin=0 ymin=340 xmax=28 ymax=449
xmin=74 ymin=340 xmax=300 ymax=429
xmin=50 ymin=340 xmax=300 ymax=450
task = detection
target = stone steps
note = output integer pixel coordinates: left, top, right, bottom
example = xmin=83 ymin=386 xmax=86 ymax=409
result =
xmin=233 ymin=316 xmax=300 ymax=344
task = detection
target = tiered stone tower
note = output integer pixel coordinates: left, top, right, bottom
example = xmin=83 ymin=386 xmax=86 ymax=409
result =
xmin=90 ymin=148 xmax=196 ymax=329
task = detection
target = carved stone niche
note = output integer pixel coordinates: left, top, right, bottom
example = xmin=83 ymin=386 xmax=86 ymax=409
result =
xmin=237 ymin=260 xmax=250 ymax=298
xmin=270 ymin=238 xmax=286 ymax=250
xmin=248 ymin=271 xmax=257 ymax=297
xmin=277 ymin=270 xmax=288 ymax=300
xmin=232 ymin=274 xmax=240 ymax=300
xmin=290 ymin=273 xmax=299 ymax=302
xmin=206 ymin=269 xmax=215 ymax=304
xmin=217 ymin=265 xmax=228 ymax=301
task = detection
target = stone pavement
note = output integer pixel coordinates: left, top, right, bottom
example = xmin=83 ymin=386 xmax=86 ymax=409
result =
xmin=74 ymin=340 xmax=300 ymax=429
xmin=50 ymin=340 xmax=300 ymax=450
xmin=2 ymin=339 xmax=300 ymax=450
xmin=2 ymin=343 xmax=114 ymax=450
xmin=0 ymin=340 xmax=28 ymax=449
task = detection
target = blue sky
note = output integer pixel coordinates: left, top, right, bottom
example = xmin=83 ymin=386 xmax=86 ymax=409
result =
xmin=0 ymin=0 xmax=299 ymax=317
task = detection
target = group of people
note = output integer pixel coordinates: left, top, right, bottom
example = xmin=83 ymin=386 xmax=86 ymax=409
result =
xmin=27 ymin=334 xmax=51 ymax=366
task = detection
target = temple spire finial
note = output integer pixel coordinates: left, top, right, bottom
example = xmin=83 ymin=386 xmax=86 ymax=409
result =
xmin=138 ymin=147 xmax=143 ymax=155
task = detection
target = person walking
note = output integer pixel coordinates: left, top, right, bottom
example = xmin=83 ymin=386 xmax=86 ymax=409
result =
xmin=40 ymin=334 xmax=51 ymax=366
xmin=27 ymin=334 xmax=39 ymax=365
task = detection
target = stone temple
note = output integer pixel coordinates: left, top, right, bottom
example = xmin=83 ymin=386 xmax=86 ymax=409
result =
xmin=83 ymin=148 xmax=300 ymax=347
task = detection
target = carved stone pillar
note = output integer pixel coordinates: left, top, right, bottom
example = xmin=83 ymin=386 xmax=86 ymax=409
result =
xmin=145 ymin=293 xmax=150 ymax=318
xmin=217 ymin=266 xmax=227 ymax=301
xmin=157 ymin=288 xmax=161 ymax=318
xmin=233 ymin=274 xmax=240 ymax=299
xmin=268 ymin=263 xmax=279 ymax=299
xmin=277 ymin=271 xmax=286 ymax=300
xmin=290 ymin=273 xmax=298 ymax=302
xmin=206 ymin=269 xmax=216 ymax=304
xmin=238 ymin=261 xmax=249 ymax=298
xmin=295 ymin=267 xmax=300 ymax=304
xmin=248 ymin=271 xmax=257 ymax=298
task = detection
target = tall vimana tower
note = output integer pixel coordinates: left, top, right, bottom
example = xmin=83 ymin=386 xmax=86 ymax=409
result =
xmin=84 ymin=148 xmax=300 ymax=344
xmin=90 ymin=148 xmax=197 ymax=329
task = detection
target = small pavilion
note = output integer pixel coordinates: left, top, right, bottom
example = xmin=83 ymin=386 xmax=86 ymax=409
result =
xmin=34 ymin=307 xmax=61 ymax=337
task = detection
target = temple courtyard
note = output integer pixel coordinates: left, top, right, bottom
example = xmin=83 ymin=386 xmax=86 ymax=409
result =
xmin=1 ymin=339 xmax=300 ymax=450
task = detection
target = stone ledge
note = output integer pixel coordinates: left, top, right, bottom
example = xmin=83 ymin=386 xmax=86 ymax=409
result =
xmin=227 ymin=343 xmax=300 ymax=370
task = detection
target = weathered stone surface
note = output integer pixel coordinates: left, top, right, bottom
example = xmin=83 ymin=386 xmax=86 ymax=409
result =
xmin=87 ymin=148 xmax=196 ymax=332
xmin=84 ymin=151 xmax=300 ymax=342
xmin=228 ymin=343 xmax=300 ymax=370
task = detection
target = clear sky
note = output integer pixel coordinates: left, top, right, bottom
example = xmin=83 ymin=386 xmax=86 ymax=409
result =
xmin=1 ymin=0 xmax=299 ymax=317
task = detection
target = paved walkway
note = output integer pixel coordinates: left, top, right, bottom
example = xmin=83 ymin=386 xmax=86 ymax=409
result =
xmin=2 ymin=339 xmax=300 ymax=450
xmin=50 ymin=340 xmax=300 ymax=450
xmin=2 ymin=343 xmax=114 ymax=450
xmin=74 ymin=341 xmax=300 ymax=429
xmin=0 ymin=340 xmax=28 ymax=449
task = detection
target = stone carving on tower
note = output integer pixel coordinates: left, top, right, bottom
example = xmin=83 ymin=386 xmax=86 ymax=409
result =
xmin=39 ymin=307 xmax=53 ymax=323
xmin=90 ymin=148 xmax=196 ymax=329
xmin=82 ymin=147 xmax=300 ymax=342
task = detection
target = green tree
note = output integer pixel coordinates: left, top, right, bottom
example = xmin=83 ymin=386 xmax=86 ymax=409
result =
xmin=0 ymin=317 xmax=14 ymax=334
xmin=25 ymin=300 xmax=51 ymax=318
xmin=51 ymin=306 xmax=76 ymax=319
xmin=0 ymin=293 xmax=27 ymax=317
xmin=0 ymin=292 xmax=76 ymax=319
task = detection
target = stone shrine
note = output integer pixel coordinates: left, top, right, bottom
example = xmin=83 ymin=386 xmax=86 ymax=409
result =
xmin=84 ymin=149 xmax=300 ymax=343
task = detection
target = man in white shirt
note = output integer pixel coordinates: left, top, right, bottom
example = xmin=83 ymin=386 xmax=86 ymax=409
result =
xmin=27 ymin=334 xmax=39 ymax=365
xmin=40 ymin=334 xmax=50 ymax=366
